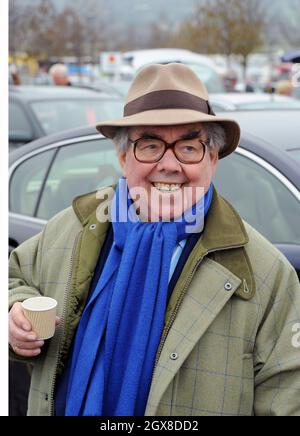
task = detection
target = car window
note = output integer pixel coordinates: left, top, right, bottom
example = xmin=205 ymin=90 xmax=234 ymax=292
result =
xmin=9 ymin=101 xmax=33 ymax=136
xmin=10 ymin=149 xmax=56 ymax=216
xmin=36 ymin=139 xmax=122 ymax=220
xmin=30 ymin=99 xmax=123 ymax=135
xmin=213 ymin=151 xmax=300 ymax=244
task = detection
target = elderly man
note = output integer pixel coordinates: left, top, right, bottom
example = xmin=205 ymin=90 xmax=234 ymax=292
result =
xmin=9 ymin=64 xmax=300 ymax=416
xmin=49 ymin=63 xmax=71 ymax=86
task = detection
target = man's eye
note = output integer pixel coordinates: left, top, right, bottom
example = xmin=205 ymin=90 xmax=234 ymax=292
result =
xmin=182 ymin=145 xmax=197 ymax=152
xmin=140 ymin=143 xmax=160 ymax=151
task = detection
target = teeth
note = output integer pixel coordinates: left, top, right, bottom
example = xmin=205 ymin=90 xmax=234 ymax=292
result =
xmin=153 ymin=183 xmax=182 ymax=191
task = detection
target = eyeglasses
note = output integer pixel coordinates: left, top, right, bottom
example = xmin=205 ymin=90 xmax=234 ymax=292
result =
xmin=129 ymin=135 xmax=208 ymax=164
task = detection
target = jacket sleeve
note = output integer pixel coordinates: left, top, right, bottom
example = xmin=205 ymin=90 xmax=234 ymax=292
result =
xmin=9 ymin=231 xmax=44 ymax=362
xmin=253 ymin=262 xmax=300 ymax=416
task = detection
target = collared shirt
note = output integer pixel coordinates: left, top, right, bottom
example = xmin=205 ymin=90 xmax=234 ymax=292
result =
xmin=169 ymin=239 xmax=187 ymax=281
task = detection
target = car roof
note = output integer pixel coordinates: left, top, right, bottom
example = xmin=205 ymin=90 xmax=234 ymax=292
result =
xmin=218 ymin=109 xmax=300 ymax=151
xmin=212 ymin=92 xmax=300 ymax=105
xmin=9 ymin=125 xmax=99 ymax=165
xmin=238 ymin=133 xmax=300 ymax=189
xmin=122 ymin=49 xmax=217 ymax=69
xmin=9 ymin=85 xmax=121 ymax=101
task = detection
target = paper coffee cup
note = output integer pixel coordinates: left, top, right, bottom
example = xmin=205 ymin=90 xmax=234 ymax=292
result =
xmin=21 ymin=297 xmax=58 ymax=340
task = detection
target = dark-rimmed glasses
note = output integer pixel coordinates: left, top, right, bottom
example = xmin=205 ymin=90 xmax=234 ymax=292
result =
xmin=129 ymin=136 xmax=208 ymax=164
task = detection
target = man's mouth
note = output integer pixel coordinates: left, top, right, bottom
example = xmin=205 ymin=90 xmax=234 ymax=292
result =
xmin=152 ymin=182 xmax=183 ymax=192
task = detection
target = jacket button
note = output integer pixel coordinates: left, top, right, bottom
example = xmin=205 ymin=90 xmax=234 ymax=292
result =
xmin=224 ymin=281 xmax=232 ymax=291
xmin=89 ymin=224 xmax=96 ymax=230
xmin=170 ymin=352 xmax=178 ymax=360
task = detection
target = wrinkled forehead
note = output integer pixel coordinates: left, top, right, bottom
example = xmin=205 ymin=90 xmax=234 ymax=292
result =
xmin=128 ymin=122 xmax=207 ymax=139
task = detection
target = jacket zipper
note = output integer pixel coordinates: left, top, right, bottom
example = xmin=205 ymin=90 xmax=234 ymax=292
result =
xmin=49 ymin=231 xmax=82 ymax=416
xmin=153 ymin=243 xmax=246 ymax=373
xmin=153 ymin=255 xmax=205 ymax=373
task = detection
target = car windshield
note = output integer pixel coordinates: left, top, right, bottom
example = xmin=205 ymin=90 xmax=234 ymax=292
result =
xmin=30 ymin=99 xmax=123 ymax=135
xmin=186 ymin=63 xmax=225 ymax=93
xmin=237 ymin=99 xmax=300 ymax=110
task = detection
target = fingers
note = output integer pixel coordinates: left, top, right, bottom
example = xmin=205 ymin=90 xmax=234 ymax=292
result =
xmin=9 ymin=302 xmax=43 ymax=357
xmin=9 ymin=302 xmax=32 ymax=331
xmin=13 ymin=338 xmax=44 ymax=351
xmin=11 ymin=344 xmax=42 ymax=358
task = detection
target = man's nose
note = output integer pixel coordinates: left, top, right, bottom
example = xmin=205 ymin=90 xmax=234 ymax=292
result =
xmin=156 ymin=148 xmax=182 ymax=172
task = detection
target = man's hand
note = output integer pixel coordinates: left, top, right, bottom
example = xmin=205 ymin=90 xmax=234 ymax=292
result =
xmin=9 ymin=302 xmax=60 ymax=357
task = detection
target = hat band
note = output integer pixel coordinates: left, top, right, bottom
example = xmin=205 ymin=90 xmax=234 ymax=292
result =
xmin=124 ymin=90 xmax=215 ymax=117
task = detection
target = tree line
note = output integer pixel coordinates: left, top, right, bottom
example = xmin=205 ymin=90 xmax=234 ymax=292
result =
xmin=9 ymin=0 xmax=300 ymax=67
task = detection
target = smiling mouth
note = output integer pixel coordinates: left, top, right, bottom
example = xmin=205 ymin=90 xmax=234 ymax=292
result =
xmin=152 ymin=182 xmax=183 ymax=192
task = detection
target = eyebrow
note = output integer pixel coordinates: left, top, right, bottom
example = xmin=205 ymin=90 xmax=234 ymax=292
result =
xmin=138 ymin=130 xmax=202 ymax=141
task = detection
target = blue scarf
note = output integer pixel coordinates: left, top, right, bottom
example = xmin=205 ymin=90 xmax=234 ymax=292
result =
xmin=65 ymin=179 xmax=213 ymax=416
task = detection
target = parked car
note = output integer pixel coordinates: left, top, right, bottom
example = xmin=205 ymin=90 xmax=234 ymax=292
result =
xmin=222 ymin=109 xmax=300 ymax=153
xmin=210 ymin=92 xmax=300 ymax=112
xmin=9 ymin=85 xmax=123 ymax=148
xmin=9 ymin=115 xmax=300 ymax=277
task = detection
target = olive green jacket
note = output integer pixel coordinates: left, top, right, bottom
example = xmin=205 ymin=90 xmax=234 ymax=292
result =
xmin=9 ymin=187 xmax=300 ymax=416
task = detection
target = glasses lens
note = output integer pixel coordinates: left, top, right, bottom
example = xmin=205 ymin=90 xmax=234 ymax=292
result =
xmin=175 ymin=139 xmax=205 ymax=163
xmin=135 ymin=138 xmax=165 ymax=162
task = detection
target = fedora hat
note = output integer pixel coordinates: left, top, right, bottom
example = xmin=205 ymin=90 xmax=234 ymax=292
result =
xmin=96 ymin=63 xmax=240 ymax=158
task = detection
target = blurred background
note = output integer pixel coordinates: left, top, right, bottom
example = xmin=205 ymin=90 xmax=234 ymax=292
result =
xmin=9 ymin=0 xmax=300 ymax=95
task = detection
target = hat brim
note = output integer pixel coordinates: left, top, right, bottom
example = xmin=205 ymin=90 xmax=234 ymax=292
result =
xmin=96 ymin=109 xmax=240 ymax=159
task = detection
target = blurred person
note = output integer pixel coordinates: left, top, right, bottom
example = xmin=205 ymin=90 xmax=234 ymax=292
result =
xmin=222 ymin=69 xmax=238 ymax=92
xmin=245 ymin=79 xmax=255 ymax=93
xmin=49 ymin=63 xmax=71 ymax=86
xmin=276 ymin=80 xmax=293 ymax=96
xmin=9 ymin=63 xmax=300 ymax=416
xmin=9 ymin=64 xmax=21 ymax=85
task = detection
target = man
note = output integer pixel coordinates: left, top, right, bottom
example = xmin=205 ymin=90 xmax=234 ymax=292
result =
xmin=276 ymin=80 xmax=293 ymax=96
xmin=9 ymin=64 xmax=300 ymax=416
xmin=49 ymin=63 xmax=71 ymax=86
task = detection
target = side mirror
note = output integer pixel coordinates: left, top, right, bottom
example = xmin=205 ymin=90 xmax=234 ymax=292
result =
xmin=9 ymin=131 xmax=35 ymax=146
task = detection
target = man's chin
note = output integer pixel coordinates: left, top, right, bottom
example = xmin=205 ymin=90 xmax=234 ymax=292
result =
xmin=148 ymin=207 xmax=184 ymax=222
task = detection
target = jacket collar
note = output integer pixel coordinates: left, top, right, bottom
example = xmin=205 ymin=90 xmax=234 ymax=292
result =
xmin=201 ymin=185 xmax=248 ymax=251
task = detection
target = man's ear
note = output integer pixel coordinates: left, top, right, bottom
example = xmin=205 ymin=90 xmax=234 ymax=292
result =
xmin=118 ymin=151 xmax=126 ymax=175
xmin=210 ymin=150 xmax=219 ymax=176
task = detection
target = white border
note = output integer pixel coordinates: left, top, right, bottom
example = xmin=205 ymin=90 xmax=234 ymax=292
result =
xmin=1 ymin=0 xmax=9 ymax=417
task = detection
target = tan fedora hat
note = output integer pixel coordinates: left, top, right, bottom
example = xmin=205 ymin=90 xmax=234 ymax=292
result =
xmin=96 ymin=63 xmax=240 ymax=158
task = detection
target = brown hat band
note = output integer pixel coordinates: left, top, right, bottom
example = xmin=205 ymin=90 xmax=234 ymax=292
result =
xmin=124 ymin=90 xmax=216 ymax=117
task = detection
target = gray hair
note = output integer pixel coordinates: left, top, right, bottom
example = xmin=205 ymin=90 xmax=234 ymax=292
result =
xmin=202 ymin=122 xmax=226 ymax=154
xmin=112 ymin=123 xmax=226 ymax=155
xmin=113 ymin=127 xmax=130 ymax=153
xmin=49 ymin=63 xmax=68 ymax=78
